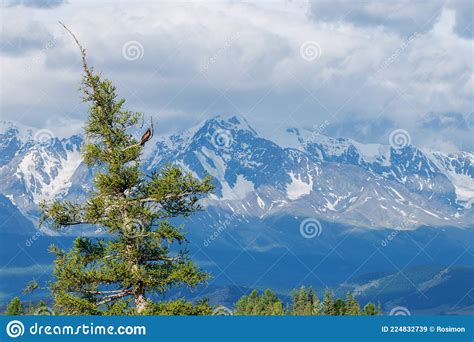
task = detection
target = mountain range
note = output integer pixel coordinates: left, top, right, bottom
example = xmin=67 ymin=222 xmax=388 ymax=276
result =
xmin=0 ymin=115 xmax=473 ymax=314
xmin=0 ymin=115 xmax=473 ymax=230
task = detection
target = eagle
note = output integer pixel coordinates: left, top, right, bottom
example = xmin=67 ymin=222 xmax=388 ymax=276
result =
xmin=140 ymin=128 xmax=152 ymax=146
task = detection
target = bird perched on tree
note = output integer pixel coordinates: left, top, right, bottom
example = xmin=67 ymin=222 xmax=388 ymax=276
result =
xmin=140 ymin=127 xmax=152 ymax=146
xmin=121 ymin=119 xmax=154 ymax=151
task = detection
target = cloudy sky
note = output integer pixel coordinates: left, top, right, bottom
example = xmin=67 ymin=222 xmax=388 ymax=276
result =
xmin=1 ymin=0 xmax=473 ymax=151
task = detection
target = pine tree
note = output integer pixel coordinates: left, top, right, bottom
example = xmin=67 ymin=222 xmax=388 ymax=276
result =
xmin=145 ymin=298 xmax=212 ymax=315
xmin=292 ymin=289 xmax=299 ymax=315
xmin=40 ymin=26 xmax=213 ymax=315
xmin=248 ymin=290 xmax=260 ymax=315
xmin=312 ymin=292 xmax=321 ymax=315
xmin=334 ymin=298 xmax=346 ymax=315
xmin=5 ymin=297 xmax=23 ymax=315
xmin=272 ymin=301 xmax=284 ymax=315
xmin=305 ymin=287 xmax=314 ymax=315
xmin=345 ymin=292 xmax=360 ymax=316
xmin=261 ymin=289 xmax=278 ymax=315
xmin=361 ymin=303 xmax=377 ymax=316
xmin=234 ymin=294 xmax=249 ymax=315
xmin=298 ymin=286 xmax=307 ymax=315
xmin=322 ymin=289 xmax=336 ymax=315
xmin=28 ymin=302 xmax=34 ymax=315
xmin=234 ymin=289 xmax=283 ymax=316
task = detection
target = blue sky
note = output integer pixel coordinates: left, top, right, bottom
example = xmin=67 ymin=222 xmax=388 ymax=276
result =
xmin=0 ymin=0 xmax=472 ymax=152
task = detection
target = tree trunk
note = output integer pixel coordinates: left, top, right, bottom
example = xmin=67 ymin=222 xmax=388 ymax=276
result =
xmin=134 ymin=281 xmax=147 ymax=313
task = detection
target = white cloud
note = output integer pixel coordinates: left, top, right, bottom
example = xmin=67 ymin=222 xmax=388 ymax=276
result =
xmin=0 ymin=0 xmax=472 ymax=151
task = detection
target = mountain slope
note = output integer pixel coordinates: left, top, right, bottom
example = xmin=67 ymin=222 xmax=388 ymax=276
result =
xmin=0 ymin=116 xmax=473 ymax=229
xmin=0 ymin=193 xmax=36 ymax=235
xmin=342 ymin=264 xmax=474 ymax=315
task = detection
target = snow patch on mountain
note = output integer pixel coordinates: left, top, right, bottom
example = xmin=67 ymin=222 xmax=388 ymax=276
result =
xmin=15 ymin=147 xmax=82 ymax=202
xmin=427 ymin=151 xmax=474 ymax=208
xmin=222 ymin=175 xmax=255 ymax=201
xmin=286 ymin=172 xmax=313 ymax=200
xmin=352 ymin=141 xmax=391 ymax=165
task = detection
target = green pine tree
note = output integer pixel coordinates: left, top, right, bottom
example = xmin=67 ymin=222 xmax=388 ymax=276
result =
xmin=40 ymin=25 xmax=213 ymax=315
xmin=298 ymin=286 xmax=307 ymax=315
xmin=260 ymin=289 xmax=279 ymax=315
xmin=345 ymin=292 xmax=360 ymax=316
xmin=5 ymin=297 xmax=23 ymax=315
xmin=292 ymin=289 xmax=299 ymax=315
xmin=312 ymin=292 xmax=321 ymax=315
xmin=234 ymin=289 xmax=283 ymax=316
xmin=247 ymin=290 xmax=260 ymax=315
xmin=28 ymin=302 xmax=34 ymax=315
xmin=234 ymin=294 xmax=249 ymax=315
xmin=145 ymin=298 xmax=212 ymax=315
xmin=361 ymin=303 xmax=377 ymax=316
xmin=334 ymin=298 xmax=346 ymax=315
xmin=305 ymin=287 xmax=315 ymax=315
xmin=322 ymin=289 xmax=336 ymax=315
xmin=272 ymin=301 xmax=284 ymax=315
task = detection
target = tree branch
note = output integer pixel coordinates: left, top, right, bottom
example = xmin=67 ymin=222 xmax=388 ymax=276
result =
xmin=97 ymin=290 xmax=133 ymax=305
xmin=58 ymin=21 xmax=92 ymax=77
xmin=139 ymin=191 xmax=195 ymax=203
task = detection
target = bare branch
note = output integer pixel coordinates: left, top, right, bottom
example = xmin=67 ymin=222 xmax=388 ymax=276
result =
xmin=58 ymin=21 xmax=92 ymax=77
xmin=138 ymin=192 xmax=195 ymax=203
xmin=97 ymin=290 xmax=133 ymax=305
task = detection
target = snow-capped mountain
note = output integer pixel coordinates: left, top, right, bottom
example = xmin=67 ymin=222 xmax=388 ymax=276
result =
xmin=0 ymin=116 xmax=473 ymax=229
xmin=0 ymin=121 xmax=84 ymax=217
